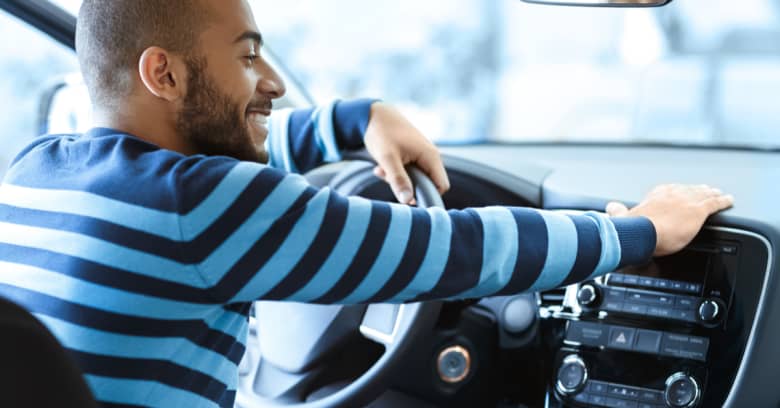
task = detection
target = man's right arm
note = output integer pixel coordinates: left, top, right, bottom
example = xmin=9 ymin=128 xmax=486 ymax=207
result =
xmin=175 ymin=158 xmax=657 ymax=305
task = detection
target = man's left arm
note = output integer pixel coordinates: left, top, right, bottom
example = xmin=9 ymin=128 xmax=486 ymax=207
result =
xmin=266 ymin=99 xmax=449 ymax=203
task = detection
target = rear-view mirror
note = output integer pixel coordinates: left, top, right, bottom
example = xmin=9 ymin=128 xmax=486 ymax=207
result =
xmin=521 ymin=0 xmax=672 ymax=7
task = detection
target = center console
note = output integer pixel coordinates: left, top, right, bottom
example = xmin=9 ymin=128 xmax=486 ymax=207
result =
xmin=545 ymin=227 xmax=770 ymax=408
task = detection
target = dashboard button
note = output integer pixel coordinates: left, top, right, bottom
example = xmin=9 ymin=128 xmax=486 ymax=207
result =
xmin=588 ymin=381 xmax=609 ymax=395
xmin=623 ymin=275 xmax=639 ymax=286
xmin=566 ymin=321 xmax=608 ymax=347
xmin=626 ymin=291 xmax=674 ymax=306
xmin=604 ymin=301 xmax=623 ymax=312
xmin=660 ymin=333 xmax=709 ymax=361
xmin=609 ymin=274 xmax=625 ymax=284
xmin=671 ymin=309 xmax=697 ymax=323
xmin=622 ymin=303 xmax=648 ymax=315
xmin=654 ymin=279 xmax=672 ymax=290
xmin=633 ymin=330 xmax=662 ymax=354
xmin=605 ymin=397 xmax=638 ymax=408
xmin=675 ymin=296 xmax=698 ymax=310
xmin=647 ymin=306 xmax=674 ymax=318
xmin=573 ymin=392 xmax=591 ymax=404
xmin=608 ymin=327 xmax=636 ymax=350
xmin=590 ymin=394 xmax=608 ymax=405
xmin=604 ymin=287 xmax=626 ymax=301
xmin=638 ymin=277 xmax=655 ymax=287
xmin=638 ymin=389 xmax=664 ymax=403
xmin=657 ymin=295 xmax=675 ymax=306
xmin=626 ymin=291 xmax=654 ymax=304
xmin=684 ymin=283 xmax=701 ymax=294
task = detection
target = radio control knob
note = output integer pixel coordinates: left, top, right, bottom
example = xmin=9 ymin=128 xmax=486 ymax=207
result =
xmin=698 ymin=299 xmax=721 ymax=323
xmin=556 ymin=355 xmax=588 ymax=395
xmin=664 ymin=372 xmax=701 ymax=407
xmin=577 ymin=284 xmax=599 ymax=307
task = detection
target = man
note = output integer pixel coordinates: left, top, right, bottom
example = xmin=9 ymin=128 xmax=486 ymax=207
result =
xmin=0 ymin=0 xmax=732 ymax=407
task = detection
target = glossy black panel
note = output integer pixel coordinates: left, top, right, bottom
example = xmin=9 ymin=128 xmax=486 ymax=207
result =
xmin=548 ymin=228 xmax=769 ymax=408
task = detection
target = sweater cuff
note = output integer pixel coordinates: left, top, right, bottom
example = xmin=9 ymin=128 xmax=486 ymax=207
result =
xmin=332 ymin=98 xmax=378 ymax=150
xmin=612 ymin=216 xmax=656 ymax=268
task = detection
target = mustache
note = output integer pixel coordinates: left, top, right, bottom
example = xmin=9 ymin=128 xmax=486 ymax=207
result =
xmin=246 ymin=100 xmax=273 ymax=112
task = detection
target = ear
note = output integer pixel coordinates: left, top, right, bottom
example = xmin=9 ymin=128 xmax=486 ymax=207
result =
xmin=138 ymin=47 xmax=185 ymax=101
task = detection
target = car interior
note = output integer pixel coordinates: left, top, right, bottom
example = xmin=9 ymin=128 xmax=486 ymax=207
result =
xmin=0 ymin=0 xmax=779 ymax=407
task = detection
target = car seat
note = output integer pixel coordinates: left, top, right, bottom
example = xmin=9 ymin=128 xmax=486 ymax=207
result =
xmin=0 ymin=296 xmax=98 ymax=407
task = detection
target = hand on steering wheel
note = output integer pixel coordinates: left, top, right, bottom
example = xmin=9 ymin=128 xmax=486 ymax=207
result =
xmin=235 ymin=159 xmax=444 ymax=408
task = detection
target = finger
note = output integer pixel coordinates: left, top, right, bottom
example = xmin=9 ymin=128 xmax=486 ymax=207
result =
xmin=606 ymin=201 xmax=630 ymax=217
xmin=415 ymin=152 xmax=450 ymax=194
xmin=377 ymin=155 xmax=416 ymax=205
xmin=701 ymin=194 xmax=734 ymax=213
xmin=703 ymin=188 xmax=722 ymax=199
xmin=373 ymin=166 xmax=386 ymax=181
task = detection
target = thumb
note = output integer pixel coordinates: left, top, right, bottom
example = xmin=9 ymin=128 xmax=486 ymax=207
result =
xmin=377 ymin=156 xmax=416 ymax=205
xmin=606 ymin=201 xmax=630 ymax=217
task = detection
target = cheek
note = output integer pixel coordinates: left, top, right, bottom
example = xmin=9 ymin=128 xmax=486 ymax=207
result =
xmin=216 ymin=68 xmax=257 ymax=111
xmin=234 ymin=70 xmax=259 ymax=102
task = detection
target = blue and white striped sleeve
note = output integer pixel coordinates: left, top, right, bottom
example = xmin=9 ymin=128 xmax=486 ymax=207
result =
xmin=176 ymin=159 xmax=656 ymax=305
xmin=266 ymin=99 xmax=373 ymax=174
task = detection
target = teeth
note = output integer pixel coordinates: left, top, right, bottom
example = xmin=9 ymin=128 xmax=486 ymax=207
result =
xmin=249 ymin=112 xmax=268 ymax=125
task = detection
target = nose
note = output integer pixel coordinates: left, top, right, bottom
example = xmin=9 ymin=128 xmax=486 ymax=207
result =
xmin=257 ymin=60 xmax=286 ymax=99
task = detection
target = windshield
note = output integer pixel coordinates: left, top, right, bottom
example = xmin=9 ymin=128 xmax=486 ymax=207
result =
xmin=53 ymin=0 xmax=780 ymax=148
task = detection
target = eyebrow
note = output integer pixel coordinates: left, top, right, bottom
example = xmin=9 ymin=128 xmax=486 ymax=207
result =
xmin=233 ymin=31 xmax=264 ymax=46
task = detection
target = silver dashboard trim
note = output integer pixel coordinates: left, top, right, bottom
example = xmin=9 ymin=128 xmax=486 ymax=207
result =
xmin=717 ymin=226 xmax=773 ymax=408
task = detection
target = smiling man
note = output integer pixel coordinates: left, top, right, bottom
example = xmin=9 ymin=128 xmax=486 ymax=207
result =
xmin=0 ymin=0 xmax=733 ymax=407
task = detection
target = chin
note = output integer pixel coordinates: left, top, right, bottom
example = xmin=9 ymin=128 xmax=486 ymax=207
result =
xmin=257 ymin=149 xmax=269 ymax=164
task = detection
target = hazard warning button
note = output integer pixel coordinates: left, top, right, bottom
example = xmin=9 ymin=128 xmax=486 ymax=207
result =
xmin=608 ymin=326 xmax=636 ymax=350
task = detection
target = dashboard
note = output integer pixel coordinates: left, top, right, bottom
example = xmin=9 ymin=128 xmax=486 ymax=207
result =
xmin=298 ymin=144 xmax=779 ymax=407
xmin=422 ymin=144 xmax=778 ymax=408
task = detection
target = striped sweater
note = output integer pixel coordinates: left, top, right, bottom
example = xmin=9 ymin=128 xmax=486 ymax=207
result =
xmin=0 ymin=99 xmax=655 ymax=407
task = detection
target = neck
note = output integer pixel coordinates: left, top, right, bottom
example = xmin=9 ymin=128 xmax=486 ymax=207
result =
xmin=92 ymin=104 xmax=195 ymax=155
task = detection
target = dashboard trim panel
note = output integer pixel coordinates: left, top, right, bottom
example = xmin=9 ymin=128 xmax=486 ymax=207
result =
xmin=718 ymin=226 xmax=773 ymax=408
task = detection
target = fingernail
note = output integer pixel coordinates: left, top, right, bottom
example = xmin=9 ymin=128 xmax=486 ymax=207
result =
xmin=398 ymin=190 xmax=413 ymax=204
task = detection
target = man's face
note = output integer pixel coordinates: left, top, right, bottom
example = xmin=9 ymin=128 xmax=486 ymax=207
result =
xmin=177 ymin=0 xmax=286 ymax=163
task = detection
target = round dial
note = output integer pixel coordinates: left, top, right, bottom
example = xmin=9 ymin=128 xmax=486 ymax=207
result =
xmin=556 ymin=354 xmax=588 ymax=395
xmin=664 ymin=372 xmax=701 ymax=408
xmin=577 ymin=284 xmax=599 ymax=307
xmin=698 ymin=299 xmax=721 ymax=323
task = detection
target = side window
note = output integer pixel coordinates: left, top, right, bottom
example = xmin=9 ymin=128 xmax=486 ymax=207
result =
xmin=0 ymin=9 xmax=79 ymax=178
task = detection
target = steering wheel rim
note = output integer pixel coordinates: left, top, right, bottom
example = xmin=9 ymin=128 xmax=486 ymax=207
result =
xmin=235 ymin=160 xmax=444 ymax=408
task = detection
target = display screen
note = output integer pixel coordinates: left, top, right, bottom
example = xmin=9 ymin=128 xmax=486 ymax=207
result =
xmin=621 ymin=249 xmax=711 ymax=285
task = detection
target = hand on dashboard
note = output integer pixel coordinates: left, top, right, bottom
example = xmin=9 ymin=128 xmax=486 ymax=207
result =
xmin=605 ymin=184 xmax=734 ymax=257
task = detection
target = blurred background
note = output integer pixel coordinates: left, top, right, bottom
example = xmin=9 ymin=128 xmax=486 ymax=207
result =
xmin=2 ymin=0 xmax=780 ymax=174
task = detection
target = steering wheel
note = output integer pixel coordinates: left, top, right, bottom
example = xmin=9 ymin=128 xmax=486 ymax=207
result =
xmin=235 ymin=160 xmax=444 ymax=408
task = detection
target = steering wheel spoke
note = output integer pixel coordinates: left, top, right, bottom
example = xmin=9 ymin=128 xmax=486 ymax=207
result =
xmin=359 ymin=303 xmax=405 ymax=346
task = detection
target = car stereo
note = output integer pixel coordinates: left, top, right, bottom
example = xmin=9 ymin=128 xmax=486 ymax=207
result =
xmin=577 ymin=241 xmax=737 ymax=328
xmin=547 ymin=227 xmax=769 ymax=408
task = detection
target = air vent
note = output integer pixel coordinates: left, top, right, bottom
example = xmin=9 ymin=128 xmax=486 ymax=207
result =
xmin=539 ymin=286 xmax=567 ymax=306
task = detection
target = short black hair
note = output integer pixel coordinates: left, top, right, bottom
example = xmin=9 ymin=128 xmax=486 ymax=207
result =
xmin=75 ymin=0 xmax=213 ymax=109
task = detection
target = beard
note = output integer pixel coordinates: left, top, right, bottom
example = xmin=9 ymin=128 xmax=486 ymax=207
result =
xmin=176 ymin=56 xmax=268 ymax=163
